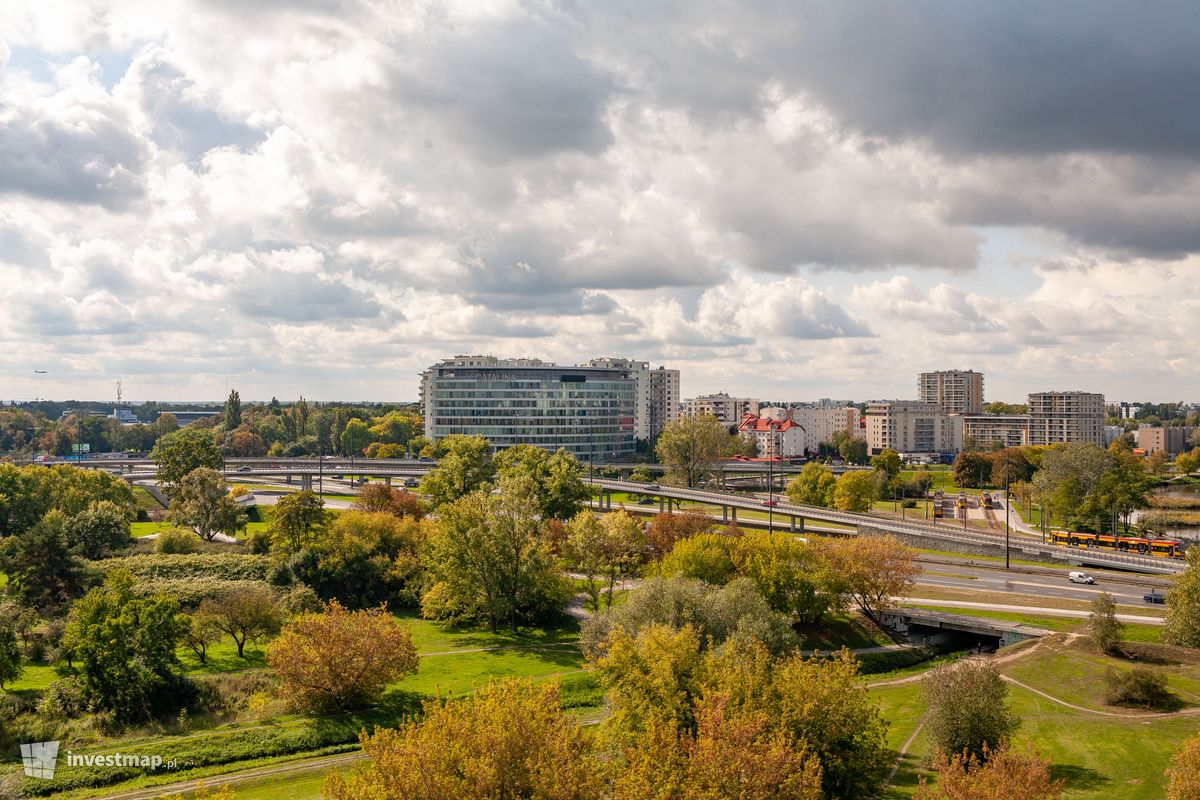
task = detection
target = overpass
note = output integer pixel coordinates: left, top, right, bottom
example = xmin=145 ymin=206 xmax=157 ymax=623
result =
xmin=586 ymin=478 xmax=1186 ymax=575
xmin=881 ymin=608 xmax=1051 ymax=648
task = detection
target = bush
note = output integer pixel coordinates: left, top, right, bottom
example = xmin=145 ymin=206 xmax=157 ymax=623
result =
xmin=38 ymin=676 xmax=89 ymax=719
xmin=901 ymin=498 xmax=917 ymax=509
xmin=1105 ymin=667 xmax=1176 ymax=709
xmin=246 ymin=530 xmax=272 ymax=555
xmin=156 ymin=528 xmax=201 ymax=554
xmin=100 ymin=553 xmax=270 ymax=582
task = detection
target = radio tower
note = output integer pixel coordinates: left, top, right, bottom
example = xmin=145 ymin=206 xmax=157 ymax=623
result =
xmin=117 ymin=379 xmax=123 ymax=406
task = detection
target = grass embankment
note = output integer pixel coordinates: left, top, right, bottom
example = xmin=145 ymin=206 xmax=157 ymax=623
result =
xmin=877 ymin=635 xmax=1200 ymax=799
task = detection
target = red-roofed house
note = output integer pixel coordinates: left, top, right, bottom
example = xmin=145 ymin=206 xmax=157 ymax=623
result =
xmin=737 ymin=411 xmax=807 ymax=458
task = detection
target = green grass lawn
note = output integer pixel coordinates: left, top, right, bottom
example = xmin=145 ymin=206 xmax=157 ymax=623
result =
xmin=5 ymin=662 xmax=59 ymax=693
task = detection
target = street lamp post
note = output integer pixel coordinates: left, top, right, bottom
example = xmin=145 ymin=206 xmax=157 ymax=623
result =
xmin=768 ymin=457 xmax=774 ymax=534
xmin=1004 ymin=451 xmax=1011 ymax=570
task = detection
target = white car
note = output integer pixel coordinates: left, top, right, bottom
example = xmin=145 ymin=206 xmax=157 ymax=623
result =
xmin=1068 ymin=571 xmax=1095 ymax=585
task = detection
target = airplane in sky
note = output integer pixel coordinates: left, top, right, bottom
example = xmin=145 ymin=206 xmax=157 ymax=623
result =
xmin=33 ymin=370 xmax=47 ymax=374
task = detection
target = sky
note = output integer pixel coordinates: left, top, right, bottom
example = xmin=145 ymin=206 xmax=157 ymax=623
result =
xmin=2 ymin=0 xmax=1199 ymax=405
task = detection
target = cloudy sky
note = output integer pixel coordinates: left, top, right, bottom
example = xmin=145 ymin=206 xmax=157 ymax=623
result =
xmin=2 ymin=1 xmax=1199 ymax=405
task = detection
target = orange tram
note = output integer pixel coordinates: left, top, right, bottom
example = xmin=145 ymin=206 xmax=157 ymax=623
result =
xmin=1048 ymin=530 xmax=1186 ymax=559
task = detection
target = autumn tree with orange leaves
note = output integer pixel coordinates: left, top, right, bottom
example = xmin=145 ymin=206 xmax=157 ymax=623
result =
xmin=916 ymin=743 xmax=1064 ymax=800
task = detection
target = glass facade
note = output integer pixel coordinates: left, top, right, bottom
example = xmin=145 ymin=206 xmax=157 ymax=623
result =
xmin=421 ymin=360 xmax=637 ymax=461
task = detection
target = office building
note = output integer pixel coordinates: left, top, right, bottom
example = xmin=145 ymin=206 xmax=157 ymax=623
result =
xmin=683 ymin=393 xmax=760 ymax=425
xmin=865 ymin=401 xmax=962 ymax=458
xmin=1026 ymin=391 xmax=1105 ymax=446
xmin=918 ymin=370 xmax=984 ymax=415
xmin=586 ymin=358 xmax=680 ymax=442
xmin=1137 ymin=426 xmax=1198 ymax=455
xmin=420 ymin=356 xmax=640 ymax=461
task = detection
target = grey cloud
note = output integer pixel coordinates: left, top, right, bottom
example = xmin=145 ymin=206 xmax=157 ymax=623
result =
xmin=231 ymin=272 xmax=382 ymax=322
xmin=393 ymin=14 xmax=615 ymax=160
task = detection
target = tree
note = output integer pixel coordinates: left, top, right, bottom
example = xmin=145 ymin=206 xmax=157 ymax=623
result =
xmin=870 ymin=448 xmax=902 ymax=479
xmin=229 ymin=427 xmax=267 ymax=457
xmin=923 ymin=660 xmax=1019 ymax=762
xmin=340 ymin=418 xmax=373 ymax=457
xmin=181 ymin=611 xmax=222 ymax=665
xmin=786 ymin=463 xmax=837 ymax=507
xmin=168 ymin=467 xmax=247 ymax=541
xmin=615 ymin=692 xmax=823 ymax=800
xmin=1147 ymin=450 xmax=1169 ymax=478
xmin=954 ymin=450 xmax=994 ymax=489
xmin=0 ymin=511 xmax=90 ymax=610
xmin=732 ymin=532 xmax=840 ymax=623
xmin=153 ymin=427 xmax=223 ymax=495
xmin=1167 ymin=731 xmax=1200 ymax=800
xmin=0 ymin=623 xmax=22 ymax=690
xmin=1031 ymin=443 xmax=1113 ymax=528
xmin=198 ymin=586 xmax=282 ymax=659
xmin=267 ymin=601 xmax=418 ymax=711
xmin=916 ymin=743 xmax=1064 ymax=800
xmin=645 ymin=511 xmax=712 ymax=558
xmin=833 ymin=470 xmax=879 ymax=512
xmin=821 ymin=535 xmax=918 ymax=625
xmin=1164 ymin=548 xmax=1200 ymax=648
xmin=1176 ymin=448 xmax=1200 ymax=476
xmin=656 ymin=414 xmax=731 ymax=487
xmin=324 ymin=680 xmax=602 ymax=800
xmin=223 ymin=389 xmax=242 ymax=429
xmin=840 ymin=437 xmax=869 ymax=465
xmin=658 ymin=532 xmax=738 ymax=585
xmin=493 ymin=446 xmax=592 ymax=521
xmin=564 ymin=512 xmax=608 ymax=612
xmin=63 ymin=570 xmax=189 ymax=722
xmin=423 ymin=476 xmax=569 ymax=632
xmin=990 ymin=448 xmax=1033 ymax=486
xmin=65 ymin=500 xmax=130 ymax=559
xmin=418 ymin=435 xmax=495 ymax=508
xmin=1086 ymin=592 xmax=1123 ymax=654
xmin=269 ymin=490 xmax=331 ymax=552
xmin=353 ymin=483 xmax=424 ymax=519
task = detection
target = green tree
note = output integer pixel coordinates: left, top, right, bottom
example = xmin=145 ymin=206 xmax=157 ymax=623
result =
xmin=63 ymin=570 xmax=189 ymax=722
xmin=1164 ymin=548 xmax=1200 ymax=648
xmin=870 ymin=448 xmax=902 ymax=479
xmin=198 ymin=586 xmax=282 ymax=658
xmin=181 ymin=611 xmax=222 ymax=665
xmin=65 ymin=500 xmax=130 ymax=559
xmin=223 ymin=389 xmax=242 ymax=429
xmin=833 ymin=470 xmax=878 ymax=512
xmin=1176 ymin=449 xmax=1200 ymax=476
xmin=840 ymin=437 xmax=869 ymax=465
xmin=0 ymin=623 xmax=22 ymax=690
xmin=270 ymin=490 xmax=331 ymax=552
xmin=0 ymin=511 xmax=90 ymax=610
xmin=1167 ymin=730 xmax=1200 ymax=800
xmin=1031 ymin=443 xmax=1113 ymax=528
xmin=419 ymin=435 xmax=495 ymax=508
xmin=423 ymin=476 xmax=569 ymax=632
xmin=953 ymin=450 xmax=994 ymax=489
xmin=1087 ymin=592 xmax=1123 ymax=654
xmin=563 ymin=512 xmax=608 ymax=612
xmin=821 ymin=535 xmax=919 ymax=625
xmin=494 ymin=445 xmax=592 ymax=520
xmin=340 ymin=418 xmax=373 ymax=457
xmin=786 ymin=462 xmax=837 ymax=507
xmin=732 ymin=532 xmax=839 ymax=623
xmin=1081 ymin=450 xmax=1152 ymax=533
xmin=923 ymin=660 xmax=1019 ymax=762
xmin=656 ymin=414 xmax=731 ymax=487
xmin=153 ymin=427 xmax=223 ymax=494
xmin=658 ymin=532 xmax=737 ymax=585
xmin=168 ymin=467 xmax=247 ymax=541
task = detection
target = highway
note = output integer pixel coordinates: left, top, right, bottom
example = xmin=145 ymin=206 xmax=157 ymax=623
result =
xmin=912 ymin=559 xmax=1168 ymax=606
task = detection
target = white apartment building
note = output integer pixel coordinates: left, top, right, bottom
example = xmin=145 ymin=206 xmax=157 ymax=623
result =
xmin=759 ymin=405 xmax=861 ymax=455
xmin=737 ymin=413 xmax=806 ymax=458
xmin=918 ymin=369 xmax=984 ymax=415
xmin=587 ymin=357 xmax=680 ymax=442
xmin=683 ymin=393 xmax=760 ymax=426
xmin=961 ymin=415 xmax=1030 ymax=448
xmin=865 ymin=401 xmax=962 ymax=457
xmin=1027 ymin=391 xmax=1105 ymax=446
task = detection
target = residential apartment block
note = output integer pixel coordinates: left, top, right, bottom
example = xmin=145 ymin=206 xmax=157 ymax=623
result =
xmin=758 ymin=405 xmax=861 ymax=455
xmin=962 ymin=415 xmax=1030 ymax=448
xmin=737 ymin=413 xmax=806 ymax=459
xmin=1137 ymin=426 xmax=1198 ymax=455
xmin=421 ymin=355 xmax=653 ymax=461
xmin=683 ymin=393 xmax=760 ymax=425
xmin=918 ymin=369 xmax=984 ymax=415
xmin=1026 ymin=391 xmax=1105 ymax=446
xmin=865 ymin=401 xmax=962 ymax=457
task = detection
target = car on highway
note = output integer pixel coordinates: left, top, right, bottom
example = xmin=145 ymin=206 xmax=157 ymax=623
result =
xmin=1144 ymin=589 xmax=1166 ymax=605
xmin=236 ymin=465 xmax=253 ymax=473
xmin=637 ymin=497 xmax=656 ymax=505
xmin=1068 ymin=571 xmax=1095 ymax=584
xmin=418 ymin=456 xmax=435 ymax=462
xmin=761 ymin=499 xmax=779 ymax=508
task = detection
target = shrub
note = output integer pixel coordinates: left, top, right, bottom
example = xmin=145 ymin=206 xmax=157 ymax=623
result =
xmin=156 ymin=528 xmax=201 ymax=554
xmin=923 ymin=660 xmax=1019 ymax=762
xmin=100 ymin=553 xmax=270 ymax=582
xmin=1104 ymin=667 xmax=1176 ymax=710
xmin=246 ymin=530 xmax=272 ymax=555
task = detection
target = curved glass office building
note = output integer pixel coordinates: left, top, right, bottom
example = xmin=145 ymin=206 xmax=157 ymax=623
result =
xmin=420 ymin=356 xmax=638 ymax=462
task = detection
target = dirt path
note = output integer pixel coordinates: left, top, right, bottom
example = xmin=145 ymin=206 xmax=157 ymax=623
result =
xmin=884 ymin=721 xmax=925 ymax=789
xmin=93 ymin=753 xmax=365 ymax=800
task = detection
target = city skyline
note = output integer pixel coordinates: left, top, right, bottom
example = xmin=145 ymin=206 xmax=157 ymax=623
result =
xmin=3 ymin=2 xmax=1200 ymax=403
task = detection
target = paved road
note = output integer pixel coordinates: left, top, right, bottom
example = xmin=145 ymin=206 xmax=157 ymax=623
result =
xmin=914 ymin=560 xmax=1167 ymax=606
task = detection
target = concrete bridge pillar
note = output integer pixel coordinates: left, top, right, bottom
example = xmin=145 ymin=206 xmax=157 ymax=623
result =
xmin=796 ymin=517 xmax=804 ymax=534
xmin=301 ymin=474 xmax=312 ymax=491
xmin=385 ymin=476 xmax=392 ymax=486
xmin=722 ymin=505 xmax=728 ymax=523
xmin=659 ymin=496 xmax=665 ymax=512
xmin=730 ymin=507 xmax=738 ymax=524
